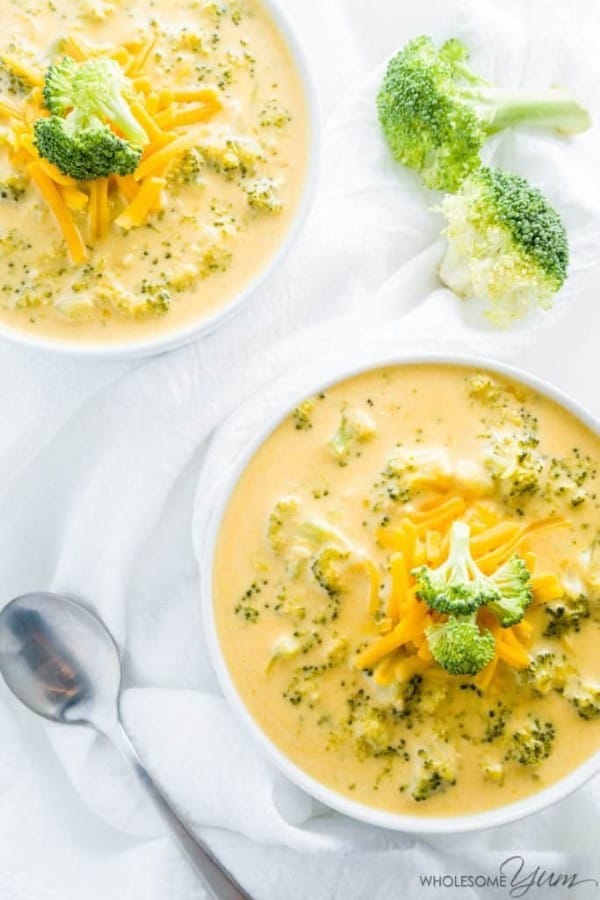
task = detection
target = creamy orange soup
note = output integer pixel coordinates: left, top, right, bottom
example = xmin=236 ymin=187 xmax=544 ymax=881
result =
xmin=0 ymin=0 xmax=309 ymax=343
xmin=214 ymin=364 xmax=600 ymax=816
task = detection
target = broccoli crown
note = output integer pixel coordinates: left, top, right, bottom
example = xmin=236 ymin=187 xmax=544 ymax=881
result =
xmin=377 ymin=36 xmax=590 ymax=193
xmin=506 ymin=719 xmax=555 ymax=766
xmin=34 ymin=115 xmax=142 ymax=179
xmin=413 ymin=520 xmax=498 ymax=615
xmin=377 ymin=36 xmax=485 ymax=192
xmin=42 ymin=56 xmax=147 ymax=147
xmin=440 ymin=168 xmax=568 ymax=326
xmin=487 ymin=555 xmax=533 ymax=627
xmin=426 ymin=616 xmax=495 ymax=676
xmin=543 ymin=593 xmax=590 ymax=638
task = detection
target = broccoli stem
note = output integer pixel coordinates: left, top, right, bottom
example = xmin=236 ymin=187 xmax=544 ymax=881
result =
xmin=471 ymin=87 xmax=591 ymax=135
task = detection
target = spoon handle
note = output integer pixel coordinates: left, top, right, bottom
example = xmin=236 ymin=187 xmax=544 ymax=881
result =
xmin=107 ymin=720 xmax=253 ymax=900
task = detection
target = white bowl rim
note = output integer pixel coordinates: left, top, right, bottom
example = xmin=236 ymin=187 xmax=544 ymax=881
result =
xmin=0 ymin=0 xmax=321 ymax=361
xmin=200 ymin=349 xmax=600 ymax=835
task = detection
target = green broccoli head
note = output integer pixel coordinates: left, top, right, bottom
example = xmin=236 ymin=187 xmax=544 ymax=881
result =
xmin=426 ymin=615 xmax=495 ymax=676
xmin=42 ymin=56 xmax=147 ymax=146
xmin=413 ymin=520 xmax=498 ymax=615
xmin=33 ymin=115 xmax=142 ymax=179
xmin=439 ymin=167 xmax=569 ymax=326
xmin=487 ymin=555 xmax=533 ymax=627
xmin=505 ymin=718 xmax=555 ymax=766
xmin=543 ymin=593 xmax=590 ymax=638
xmin=377 ymin=36 xmax=590 ymax=193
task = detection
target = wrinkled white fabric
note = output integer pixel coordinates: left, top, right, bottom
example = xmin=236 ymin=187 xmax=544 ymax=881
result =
xmin=0 ymin=0 xmax=599 ymax=897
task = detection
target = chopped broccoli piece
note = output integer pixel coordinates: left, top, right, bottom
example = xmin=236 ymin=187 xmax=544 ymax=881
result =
xmin=167 ymin=148 xmax=205 ymax=187
xmin=328 ymin=406 xmax=376 ymax=465
xmin=413 ymin=520 xmax=498 ymax=615
xmin=371 ymin=447 xmax=453 ymax=510
xmin=484 ymin=424 xmax=545 ymax=501
xmin=292 ymin=400 xmax=314 ymax=431
xmin=481 ymin=760 xmax=505 ymax=785
xmin=426 ymin=615 xmax=495 ymax=676
xmin=266 ymin=497 xmax=346 ymax=578
xmin=505 ymin=718 xmax=555 ymax=766
xmin=522 ymin=651 xmax=574 ymax=696
xmin=439 ymin=167 xmax=569 ymax=326
xmin=266 ymin=634 xmax=301 ymax=672
xmin=246 ymin=177 xmax=283 ymax=214
xmin=486 ymin=555 xmax=533 ymax=626
xmin=543 ymin=593 xmax=590 ymax=638
xmin=377 ymin=36 xmax=590 ymax=192
xmin=0 ymin=174 xmax=28 ymax=202
xmin=565 ymin=681 xmax=600 ymax=720
xmin=411 ymin=748 xmax=457 ymax=801
xmin=34 ymin=55 xmax=147 ymax=180
xmin=311 ymin=547 xmax=351 ymax=598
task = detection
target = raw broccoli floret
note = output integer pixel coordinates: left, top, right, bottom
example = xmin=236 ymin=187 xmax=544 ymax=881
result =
xmin=328 ymin=406 xmax=376 ymax=465
xmin=426 ymin=615 xmax=495 ymax=676
xmin=34 ymin=116 xmax=142 ymax=180
xmin=411 ymin=748 xmax=457 ymax=801
xmin=486 ymin=555 xmax=533 ymax=627
xmin=505 ymin=718 xmax=555 ymax=765
xmin=413 ymin=520 xmax=498 ymax=614
xmin=33 ymin=56 xmax=147 ymax=180
xmin=439 ymin=167 xmax=568 ymax=326
xmin=566 ymin=681 xmax=600 ymax=720
xmin=543 ymin=593 xmax=590 ymax=638
xmin=522 ymin=651 xmax=574 ymax=696
xmin=377 ymin=36 xmax=590 ymax=192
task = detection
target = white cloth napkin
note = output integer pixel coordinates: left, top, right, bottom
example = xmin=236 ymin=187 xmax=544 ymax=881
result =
xmin=0 ymin=0 xmax=599 ymax=898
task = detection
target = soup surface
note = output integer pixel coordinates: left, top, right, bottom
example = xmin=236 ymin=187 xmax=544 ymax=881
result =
xmin=214 ymin=364 xmax=600 ymax=817
xmin=0 ymin=0 xmax=309 ymax=343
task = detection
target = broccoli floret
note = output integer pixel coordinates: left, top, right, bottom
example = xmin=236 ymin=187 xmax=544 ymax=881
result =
xmin=543 ymin=593 xmax=590 ymax=638
xmin=426 ymin=615 xmax=495 ymax=676
xmin=328 ymin=406 xmax=376 ymax=465
xmin=505 ymin=719 xmax=555 ymax=766
xmin=266 ymin=634 xmax=301 ymax=672
xmin=266 ymin=497 xmax=346 ymax=577
xmin=34 ymin=56 xmax=147 ymax=180
xmin=34 ymin=116 xmax=142 ymax=180
xmin=246 ymin=177 xmax=283 ymax=214
xmin=565 ymin=681 xmax=600 ymax=720
xmin=484 ymin=425 xmax=546 ymax=501
xmin=311 ymin=547 xmax=351 ymax=598
xmin=522 ymin=651 xmax=574 ymax=696
xmin=411 ymin=748 xmax=457 ymax=801
xmin=413 ymin=520 xmax=498 ymax=615
xmin=377 ymin=36 xmax=590 ymax=193
xmin=371 ymin=447 xmax=454 ymax=511
xmin=167 ymin=148 xmax=205 ymax=187
xmin=439 ymin=167 xmax=569 ymax=326
xmin=199 ymin=134 xmax=263 ymax=176
xmin=486 ymin=555 xmax=533 ymax=626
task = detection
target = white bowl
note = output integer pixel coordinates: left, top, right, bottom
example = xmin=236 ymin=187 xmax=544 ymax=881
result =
xmin=200 ymin=350 xmax=600 ymax=834
xmin=0 ymin=0 xmax=320 ymax=360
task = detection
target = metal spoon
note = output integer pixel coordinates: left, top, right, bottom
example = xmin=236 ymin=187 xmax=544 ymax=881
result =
xmin=0 ymin=592 xmax=252 ymax=900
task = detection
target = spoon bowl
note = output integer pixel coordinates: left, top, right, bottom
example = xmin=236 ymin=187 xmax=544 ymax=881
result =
xmin=0 ymin=591 xmax=251 ymax=900
xmin=0 ymin=593 xmax=121 ymax=729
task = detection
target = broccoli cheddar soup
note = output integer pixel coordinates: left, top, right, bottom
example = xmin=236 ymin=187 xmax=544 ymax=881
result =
xmin=0 ymin=0 xmax=309 ymax=344
xmin=213 ymin=364 xmax=600 ymax=817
